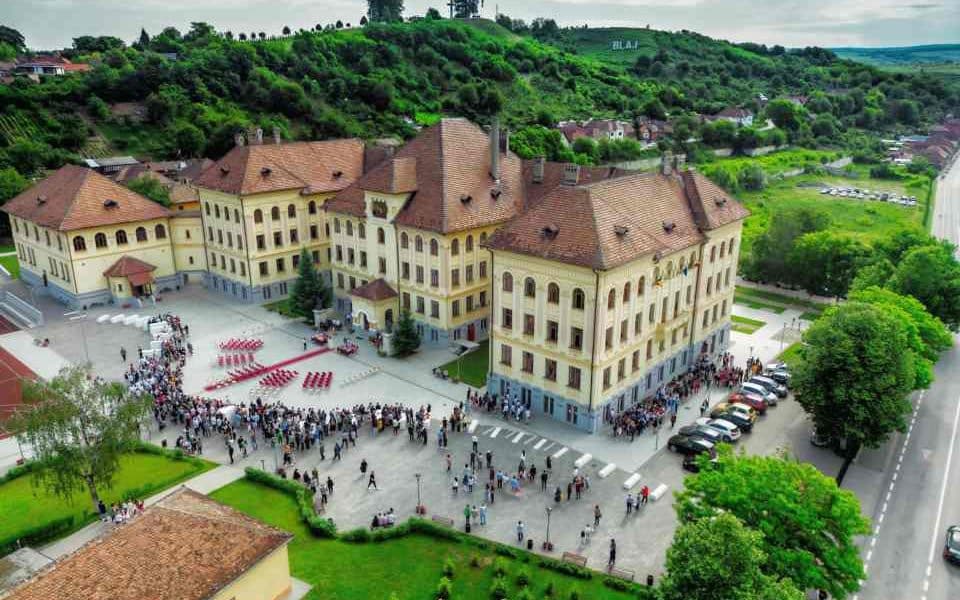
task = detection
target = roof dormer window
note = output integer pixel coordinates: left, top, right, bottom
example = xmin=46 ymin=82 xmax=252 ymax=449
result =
xmin=614 ymin=225 xmax=629 ymax=237
xmin=103 ymin=199 xmax=119 ymax=209
xmin=460 ymin=194 xmax=472 ymax=204
xmin=542 ymin=225 xmax=559 ymax=239
xmin=662 ymin=221 xmax=676 ymax=233
xmin=260 ymin=167 xmax=272 ymax=176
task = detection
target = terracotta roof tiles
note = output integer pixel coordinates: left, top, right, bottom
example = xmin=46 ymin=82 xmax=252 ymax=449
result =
xmin=2 ymin=165 xmax=171 ymax=232
xmin=103 ymin=256 xmax=156 ymax=278
xmin=350 ymin=278 xmax=398 ymax=301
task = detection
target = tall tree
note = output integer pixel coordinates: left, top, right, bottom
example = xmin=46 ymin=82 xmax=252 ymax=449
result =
xmin=746 ymin=207 xmax=830 ymax=285
xmin=8 ymin=366 xmax=152 ymax=514
xmin=138 ymin=28 xmax=151 ymax=49
xmin=367 ymin=0 xmax=404 ymax=22
xmin=453 ymin=0 xmax=479 ymax=18
xmin=889 ymin=242 xmax=960 ymax=330
xmin=676 ymin=448 xmax=869 ymax=599
xmin=0 ymin=25 xmax=26 ymax=51
xmin=793 ymin=302 xmax=916 ymax=484
xmin=392 ymin=309 xmax=421 ymax=356
xmin=660 ymin=513 xmax=804 ymax=600
xmin=788 ymin=231 xmax=874 ymax=299
xmin=290 ymin=248 xmax=319 ymax=320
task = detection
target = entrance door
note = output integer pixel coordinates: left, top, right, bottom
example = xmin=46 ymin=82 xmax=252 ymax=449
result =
xmin=362 ymin=313 xmax=369 ymax=330
xmin=384 ymin=309 xmax=394 ymax=332
xmin=467 ymin=323 xmax=476 ymax=341
xmin=133 ymin=285 xmax=144 ymax=297
xmin=42 ymin=272 xmax=48 ymax=287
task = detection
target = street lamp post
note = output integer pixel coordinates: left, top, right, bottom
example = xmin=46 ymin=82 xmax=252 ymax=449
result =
xmin=543 ymin=506 xmax=553 ymax=551
xmin=415 ymin=473 xmax=425 ymax=514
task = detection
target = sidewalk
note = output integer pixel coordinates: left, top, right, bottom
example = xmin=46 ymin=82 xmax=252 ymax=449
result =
xmin=39 ymin=465 xmax=245 ymax=560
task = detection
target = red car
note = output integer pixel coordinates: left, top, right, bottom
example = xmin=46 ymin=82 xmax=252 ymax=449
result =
xmin=728 ymin=392 xmax=768 ymax=414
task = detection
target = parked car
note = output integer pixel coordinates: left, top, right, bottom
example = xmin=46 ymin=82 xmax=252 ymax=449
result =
xmin=765 ymin=361 xmax=789 ymax=373
xmin=728 ymin=392 xmax=769 ymax=414
xmin=695 ymin=417 xmax=741 ymax=442
xmin=740 ymin=382 xmax=779 ymax=406
xmin=767 ymin=369 xmax=791 ymax=386
xmin=810 ymin=426 xmax=831 ymax=448
xmin=944 ymin=525 xmax=960 ymax=565
xmin=711 ymin=401 xmax=757 ymax=422
xmin=682 ymin=451 xmax=718 ymax=472
xmin=708 ymin=409 xmax=754 ymax=433
xmin=678 ymin=424 xmax=723 ymax=444
xmin=667 ymin=434 xmax=715 ymax=456
xmin=749 ymin=375 xmax=788 ymax=398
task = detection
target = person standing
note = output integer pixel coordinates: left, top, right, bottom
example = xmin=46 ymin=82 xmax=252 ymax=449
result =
xmin=594 ymin=504 xmax=602 ymax=527
xmin=608 ymin=539 xmax=617 ymax=570
xmin=479 ymin=503 xmax=487 ymax=526
xmin=540 ymin=470 xmax=548 ymax=491
xmin=326 ymin=476 xmax=334 ymax=494
xmin=625 ymin=493 xmax=634 ymax=514
xmin=464 ymin=504 xmax=472 ymax=527
xmin=446 ymin=453 xmax=452 ymax=472
xmin=367 ymin=471 xmax=377 ymax=490
xmin=516 ymin=520 xmax=525 ymax=543
xmin=360 ymin=458 xmax=368 ymax=475
xmin=640 ymin=484 xmax=650 ymax=506
xmin=120 ymin=347 xmax=127 ymax=362
xmin=486 ymin=450 xmax=493 ymax=469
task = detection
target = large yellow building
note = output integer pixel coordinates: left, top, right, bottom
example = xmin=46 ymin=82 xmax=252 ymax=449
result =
xmin=485 ymin=162 xmax=747 ymax=432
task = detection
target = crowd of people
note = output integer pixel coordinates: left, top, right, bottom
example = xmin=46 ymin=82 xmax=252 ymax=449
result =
xmin=97 ymin=498 xmax=145 ymax=526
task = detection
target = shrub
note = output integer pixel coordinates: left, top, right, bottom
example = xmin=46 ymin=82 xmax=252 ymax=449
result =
xmin=536 ymin=556 xmax=593 ymax=580
xmin=602 ymin=576 xmax=631 ymax=591
xmin=370 ymin=522 xmax=411 ymax=541
xmin=437 ymin=576 xmax=452 ymax=599
xmin=243 ymin=468 xmax=336 ymax=538
xmin=568 ymin=588 xmax=581 ymax=600
xmin=492 ymin=557 xmax=509 ymax=577
xmin=340 ymin=527 xmax=372 ymax=543
xmin=0 ymin=515 xmax=75 ymax=556
xmin=494 ymin=545 xmax=519 ymax=559
xmin=516 ymin=567 xmax=530 ymax=587
xmin=490 ymin=577 xmax=508 ymax=600
xmin=515 ymin=588 xmax=534 ymax=600
xmin=544 ymin=581 xmax=556 ymax=597
xmin=443 ymin=557 xmax=456 ymax=578
xmin=469 ymin=555 xmax=481 ymax=568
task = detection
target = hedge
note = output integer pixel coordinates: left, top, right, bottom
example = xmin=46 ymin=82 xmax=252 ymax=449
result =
xmin=243 ymin=467 xmax=337 ymax=538
xmin=0 ymin=515 xmax=74 ymax=556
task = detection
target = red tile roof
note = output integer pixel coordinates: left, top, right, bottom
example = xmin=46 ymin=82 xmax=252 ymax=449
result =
xmin=194 ymin=139 xmax=365 ymax=196
xmin=327 ymin=118 xmax=525 ymax=234
xmin=2 ymin=165 xmax=171 ymax=232
xmin=350 ymin=278 xmax=398 ymax=301
xmin=5 ymin=488 xmax=292 ymax=600
xmin=103 ymin=256 xmax=156 ymax=278
xmin=486 ymin=170 xmax=747 ymax=270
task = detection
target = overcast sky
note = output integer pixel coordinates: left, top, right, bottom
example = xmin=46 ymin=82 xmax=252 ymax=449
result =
xmin=2 ymin=0 xmax=958 ymax=51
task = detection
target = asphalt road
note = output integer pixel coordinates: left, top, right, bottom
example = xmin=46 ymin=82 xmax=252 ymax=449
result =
xmin=856 ymin=157 xmax=960 ymax=600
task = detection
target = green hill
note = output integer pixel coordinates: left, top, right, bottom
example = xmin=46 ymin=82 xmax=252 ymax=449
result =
xmin=832 ymin=44 xmax=960 ymax=65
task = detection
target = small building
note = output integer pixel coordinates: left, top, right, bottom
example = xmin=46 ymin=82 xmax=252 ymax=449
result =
xmin=82 ymin=156 xmax=141 ymax=174
xmin=2 ymin=488 xmax=297 ymax=600
xmin=14 ymin=55 xmax=89 ymax=77
xmin=558 ymin=119 xmax=636 ymax=146
xmin=713 ymin=107 xmax=754 ymax=127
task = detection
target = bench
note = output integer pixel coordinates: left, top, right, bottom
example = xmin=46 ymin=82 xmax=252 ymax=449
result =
xmin=598 ymin=463 xmax=616 ymax=478
xmin=573 ymin=453 xmax=592 ymax=468
xmin=609 ymin=567 xmax=635 ymax=581
xmin=562 ymin=552 xmax=587 ymax=568
xmin=431 ymin=515 xmax=454 ymax=528
xmin=622 ymin=473 xmax=641 ymax=490
xmin=650 ymin=483 xmax=669 ymax=502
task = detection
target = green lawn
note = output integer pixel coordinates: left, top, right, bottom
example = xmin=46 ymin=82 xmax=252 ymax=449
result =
xmin=799 ymin=311 xmax=822 ymax=322
xmin=776 ymin=342 xmax=804 ymax=366
xmin=0 ymin=254 xmax=19 ymax=279
xmin=438 ymin=339 xmax=490 ymax=387
xmin=731 ymin=315 xmax=766 ymax=334
xmin=738 ymin=173 xmax=929 ymax=258
xmin=0 ymin=451 xmax=214 ymax=546
xmin=210 ymin=479 xmax=635 ymax=600
xmin=733 ymin=290 xmax=787 ymax=314
xmin=734 ymin=286 xmax=827 ymax=312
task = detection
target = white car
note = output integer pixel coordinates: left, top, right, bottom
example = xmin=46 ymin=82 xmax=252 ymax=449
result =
xmin=695 ymin=417 xmax=742 ymax=442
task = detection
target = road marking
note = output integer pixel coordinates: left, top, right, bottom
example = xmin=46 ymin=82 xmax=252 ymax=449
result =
xmin=468 ymin=420 xmax=479 ymax=434
xmin=882 ymin=502 xmax=888 ymax=513
xmin=552 ymin=447 xmax=568 ymax=459
xmin=489 ymin=427 xmax=501 ymax=438
xmin=542 ymin=442 xmax=555 ymax=452
xmin=921 ymin=391 xmax=960 ymax=596
xmin=886 ymin=490 xmax=892 ymax=502
xmin=533 ymin=439 xmax=546 ymax=450
xmin=866 ymin=550 xmax=872 ymax=561
xmin=870 ymin=537 xmax=876 ymax=548
xmin=512 ymin=432 xmax=525 ymax=444
xmin=878 ymin=513 xmax=884 ymax=524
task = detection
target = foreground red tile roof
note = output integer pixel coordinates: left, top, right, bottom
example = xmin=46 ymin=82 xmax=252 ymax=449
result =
xmin=5 ymin=488 xmax=292 ymax=600
xmin=103 ymin=256 xmax=156 ymax=278
xmin=195 ymin=139 xmax=365 ymax=196
xmin=350 ymin=278 xmax=398 ymax=301
xmin=2 ymin=165 xmax=171 ymax=231
xmin=327 ymin=118 xmax=525 ymax=233
xmin=486 ymin=170 xmax=748 ymax=270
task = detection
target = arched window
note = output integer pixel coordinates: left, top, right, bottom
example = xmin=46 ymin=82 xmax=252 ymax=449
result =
xmin=94 ymin=233 xmax=107 ymax=249
xmin=287 ymin=204 xmax=296 ymax=218
xmin=357 ymin=223 xmax=365 ymax=239
xmin=415 ymin=236 xmax=423 ymax=252
xmin=547 ymin=282 xmax=560 ymax=304
xmin=623 ymin=282 xmax=631 ymax=302
xmin=254 ymin=209 xmax=263 ymax=224
xmin=502 ymin=272 xmax=513 ymax=292
xmin=430 ymin=239 xmax=438 ymax=256
xmin=646 ymin=339 xmax=653 ymax=359
xmin=214 ymin=204 xmax=220 ymax=219
xmin=155 ymin=224 xmax=167 ymax=239
xmin=729 ymin=237 xmax=736 ymax=254
xmin=710 ymin=246 xmax=716 ymax=262
xmin=720 ymin=241 xmax=726 ymax=258
xmin=346 ymin=221 xmax=353 ymax=236
xmin=572 ymin=288 xmax=585 ymax=310
xmin=234 ymin=209 xmax=240 ymax=223
xmin=377 ymin=227 xmax=385 ymax=244
xmin=401 ymin=232 xmax=409 ymax=249
xmin=135 ymin=227 xmax=147 ymax=242
xmin=524 ymin=277 xmax=536 ymax=298
xmin=466 ymin=235 xmax=474 ymax=251
xmin=308 ymin=200 xmax=317 ymax=215
xmin=638 ymin=276 xmax=645 ymax=296
xmin=479 ymin=232 xmax=487 ymax=245
xmin=115 ymin=230 xmax=128 ymax=245
xmin=271 ymin=206 xmax=280 ymax=221
xmin=73 ymin=236 xmax=86 ymax=252
xmin=451 ymin=239 xmax=460 ymax=255
xmin=607 ymin=289 xmax=616 ymax=310
xmin=334 ymin=218 xmax=341 ymax=233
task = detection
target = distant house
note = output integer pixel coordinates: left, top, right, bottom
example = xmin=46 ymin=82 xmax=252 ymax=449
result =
xmin=2 ymin=488 xmax=299 ymax=600
xmin=14 ymin=55 xmax=90 ymax=77
xmin=784 ymin=95 xmax=809 ymax=107
xmin=82 ymin=156 xmax=140 ymax=174
xmin=558 ymin=119 xmax=636 ymax=146
xmin=713 ymin=107 xmax=754 ymax=127
xmin=636 ymin=117 xmax=673 ymax=143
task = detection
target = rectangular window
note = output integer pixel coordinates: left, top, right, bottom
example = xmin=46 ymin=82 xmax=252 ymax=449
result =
xmin=648 ymin=303 xmax=656 ymax=324
xmin=706 ymin=276 xmax=713 ymax=295
xmin=259 ymin=262 xmax=268 ymax=276
xmin=337 ymin=273 xmax=344 ymax=289
xmin=402 ymin=262 xmax=410 ymax=279
xmin=451 ymin=268 xmax=460 ymax=287
xmin=276 ymin=258 xmax=285 ymax=273
xmin=632 ymin=350 xmax=640 ymax=371
xmin=349 ymin=276 xmax=356 ymax=290
xmin=479 ymin=291 xmax=487 ymax=307
xmin=620 ymin=319 xmax=628 ymax=342
xmin=273 ymin=231 xmax=282 ymax=247
xmin=570 ymin=327 xmax=583 ymax=350
xmin=416 ymin=265 xmax=424 ymax=283
xmin=686 ymin=285 xmax=692 ymax=305
xmin=523 ymin=314 xmax=535 ymax=336
xmin=603 ymin=367 xmax=611 ymax=389
xmin=672 ymin=328 xmax=678 ymax=346
xmin=502 ymin=308 xmax=513 ymax=330
xmin=725 ymin=267 xmax=731 ymax=288
xmin=466 ymin=295 xmax=474 ymax=312
xmin=500 ymin=344 xmax=512 ymax=366
xmin=618 ymin=358 xmax=626 ymax=381
xmin=703 ymin=310 xmax=709 ymax=328
xmin=359 ymin=251 xmax=367 ymax=268
xmin=310 ymin=225 xmax=318 ymax=240
xmin=635 ymin=313 xmax=642 ymax=335
xmin=227 ymin=232 xmax=233 ymax=248
xmin=662 ymin=298 xmax=669 ymax=323
xmin=465 ymin=265 xmax=474 ymax=283
xmin=312 ymin=250 xmax=319 ymax=264
xmin=336 ymin=245 xmax=343 ymax=262
xmin=713 ymin=304 xmax=718 ymax=322
xmin=290 ymin=229 xmax=298 ymax=244
xmin=416 ymin=296 xmax=425 ymax=314
xmin=378 ymin=257 xmax=387 ymax=274
xmin=430 ymin=269 xmax=439 ymax=287
xmin=479 ymin=261 xmax=487 ymax=279
xmin=240 ymin=262 xmax=246 ymax=276
xmin=605 ymin=327 xmax=613 ymax=350
xmin=348 ymin=248 xmax=355 ymax=265
xmin=547 ymin=320 xmax=558 ymax=343
xmin=568 ymin=367 xmax=581 ymax=390
xmin=257 ymin=234 xmax=265 ymax=250
xmin=292 ymin=254 xmax=300 ymax=269
xmin=545 ymin=359 xmax=557 ymax=381
xmin=452 ymin=300 xmax=461 ymax=317
xmin=230 ymin=258 xmax=236 ymax=273
xmin=402 ymin=292 xmax=411 ymax=310
xmin=431 ymin=300 xmax=440 ymax=318
xmin=522 ymin=351 xmax=534 ymax=373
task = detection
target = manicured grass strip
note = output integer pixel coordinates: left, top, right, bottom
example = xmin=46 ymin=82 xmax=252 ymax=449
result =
xmin=438 ymin=339 xmax=490 ymax=387
xmin=0 ymin=448 xmax=214 ymax=551
xmin=734 ymin=285 xmax=827 ymax=311
xmin=733 ymin=292 xmax=787 ymax=314
xmin=731 ymin=315 xmax=766 ymax=334
xmin=211 ymin=478 xmax=643 ymax=600
xmin=0 ymin=254 xmax=19 ymax=279
xmin=799 ymin=310 xmax=822 ymax=322
xmin=777 ymin=342 xmax=804 ymax=367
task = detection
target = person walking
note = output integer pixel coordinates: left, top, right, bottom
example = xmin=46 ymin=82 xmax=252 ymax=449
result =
xmin=327 ymin=476 xmax=334 ymax=494
xmin=464 ymin=504 xmax=472 ymax=527
xmin=640 ymin=484 xmax=650 ymax=506
xmin=540 ymin=470 xmax=548 ymax=491
xmin=360 ymin=458 xmax=368 ymax=476
xmin=594 ymin=504 xmax=602 ymax=527
xmin=625 ymin=493 xmax=634 ymax=514
xmin=446 ymin=454 xmax=452 ymax=472
xmin=516 ymin=520 xmax=525 ymax=543
xmin=670 ymin=412 xmax=677 ymax=429
xmin=319 ymin=442 xmax=325 ymax=460
xmin=546 ymin=455 xmax=552 ymax=471
xmin=479 ymin=503 xmax=487 ymax=526
xmin=120 ymin=347 xmax=127 ymax=362
xmin=367 ymin=471 xmax=377 ymax=490
xmin=700 ymin=398 xmax=709 ymax=416
xmin=608 ymin=539 xmax=617 ymax=570
xmin=486 ymin=450 xmax=493 ymax=469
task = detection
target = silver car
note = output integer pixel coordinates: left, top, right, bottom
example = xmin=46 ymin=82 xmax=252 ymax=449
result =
xmin=741 ymin=381 xmax=779 ymax=406
xmin=695 ymin=417 xmax=741 ymax=442
xmin=749 ymin=375 xmax=788 ymax=398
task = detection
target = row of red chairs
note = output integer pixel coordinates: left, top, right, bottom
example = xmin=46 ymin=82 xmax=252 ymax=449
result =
xmin=228 ymin=363 xmax=266 ymax=380
xmin=217 ymin=353 xmax=256 ymax=368
xmin=219 ymin=338 xmax=264 ymax=352
xmin=303 ymin=371 xmax=333 ymax=390
xmin=259 ymin=369 xmax=298 ymax=388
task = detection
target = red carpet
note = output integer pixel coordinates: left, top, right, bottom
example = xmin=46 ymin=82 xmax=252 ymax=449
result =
xmin=203 ymin=347 xmax=332 ymax=391
xmin=0 ymin=347 xmax=38 ymax=438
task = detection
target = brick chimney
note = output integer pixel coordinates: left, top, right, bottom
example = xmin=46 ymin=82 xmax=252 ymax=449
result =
xmin=661 ymin=151 xmax=673 ymax=176
xmin=561 ymin=163 xmax=580 ymax=186
xmin=490 ymin=116 xmax=501 ymax=182
xmin=532 ymin=157 xmax=545 ymax=184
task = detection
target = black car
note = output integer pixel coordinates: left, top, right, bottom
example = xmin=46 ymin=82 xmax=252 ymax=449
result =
xmin=682 ymin=452 xmax=719 ymax=473
xmin=667 ymin=434 xmax=715 ymax=456
xmin=944 ymin=525 xmax=960 ymax=565
xmin=711 ymin=409 xmax=754 ymax=433
xmin=678 ymin=424 xmax=723 ymax=445
xmin=768 ymin=369 xmax=791 ymax=386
